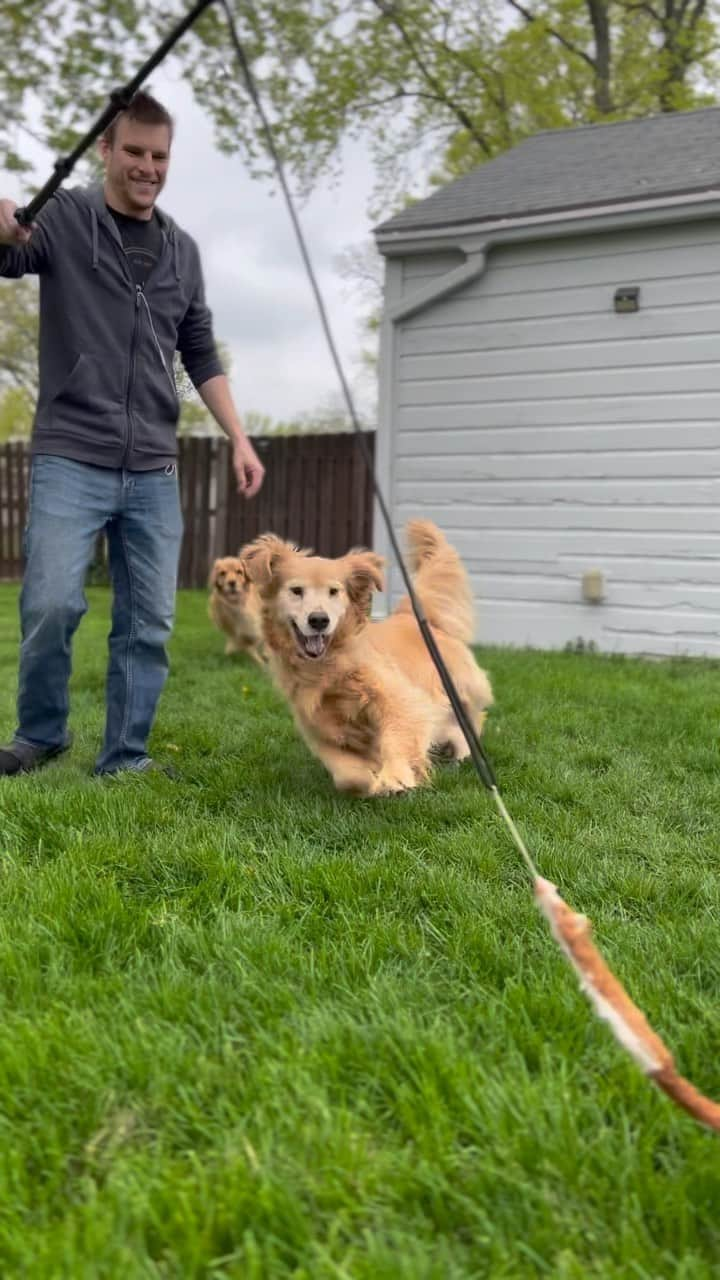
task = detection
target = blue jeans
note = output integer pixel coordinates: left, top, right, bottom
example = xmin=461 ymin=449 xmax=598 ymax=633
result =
xmin=16 ymin=454 xmax=183 ymax=773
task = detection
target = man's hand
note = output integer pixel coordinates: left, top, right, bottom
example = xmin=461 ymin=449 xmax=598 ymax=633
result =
xmin=233 ymin=437 xmax=265 ymax=498
xmin=0 ymin=199 xmax=33 ymax=246
xmin=196 ymin=376 xmax=266 ymax=498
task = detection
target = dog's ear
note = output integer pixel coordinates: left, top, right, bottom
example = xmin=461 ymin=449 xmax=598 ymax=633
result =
xmin=344 ymin=550 xmax=385 ymax=607
xmin=228 ymin=556 xmax=250 ymax=584
xmin=208 ymin=559 xmax=222 ymax=589
xmin=240 ymin=534 xmax=296 ymax=589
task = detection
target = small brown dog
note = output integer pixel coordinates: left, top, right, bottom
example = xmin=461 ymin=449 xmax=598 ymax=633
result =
xmin=208 ymin=555 xmax=266 ymax=665
xmin=240 ymin=521 xmax=492 ymax=796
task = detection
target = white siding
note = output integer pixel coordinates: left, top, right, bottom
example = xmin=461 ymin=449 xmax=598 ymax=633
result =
xmin=389 ymin=220 xmax=720 ymax=656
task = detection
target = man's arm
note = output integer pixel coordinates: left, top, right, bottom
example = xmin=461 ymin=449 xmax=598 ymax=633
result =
xmin=197 ymin=373 xmax=265 ymax=498
xmin=176 ymin=238 xmax=265 ymax=499
xmin=0 ymin=198 xmax=51 ymax=276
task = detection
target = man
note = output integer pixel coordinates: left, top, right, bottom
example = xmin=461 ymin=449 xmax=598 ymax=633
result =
xmin=0 ymin=91 xmax=264 ymax=777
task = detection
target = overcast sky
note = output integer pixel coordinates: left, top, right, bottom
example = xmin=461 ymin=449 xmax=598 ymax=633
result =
xmin=2 ymin=65 xmax=388 ymax=425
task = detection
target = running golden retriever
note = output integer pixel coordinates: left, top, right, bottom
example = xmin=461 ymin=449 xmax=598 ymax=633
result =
xmin=208 ymin=555 xmax=266 ymax=665
xmin=240 ymin=521 xmax=492 ymax=796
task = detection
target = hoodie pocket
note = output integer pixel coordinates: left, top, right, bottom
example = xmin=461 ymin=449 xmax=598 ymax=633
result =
xmin=130 ymin=344 xmax=181 ymax=458
xmin=49 ymin=352 xmax=126 ymax=438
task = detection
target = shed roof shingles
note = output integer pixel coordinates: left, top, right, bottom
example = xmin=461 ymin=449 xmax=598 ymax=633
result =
xmin=375 ymin=108 xmax=720 ymax=235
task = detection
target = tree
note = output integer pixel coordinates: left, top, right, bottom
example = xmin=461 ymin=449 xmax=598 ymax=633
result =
xmin=0 ymin=278 xmax=39 ymax=439
xmin=243 ymin=392 xmax=374 ymax=436
xmin=1 ymin=1 xmax=716 ymax=207
xmin=0 ymin=278 xmax=39 ymax=396
xmin=334 ymin=239 xmax=383 ymax=405
xmin=0 ymin=386 xmax=34 ymax=441
xmin=174 ymin=341 xmax=234 ymax=434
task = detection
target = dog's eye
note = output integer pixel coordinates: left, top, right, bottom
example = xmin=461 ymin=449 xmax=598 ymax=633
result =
xmin=328 ymin=587 xmax=339 ymax=597
xmin=290 ymin=585 xmax=304 ymax=597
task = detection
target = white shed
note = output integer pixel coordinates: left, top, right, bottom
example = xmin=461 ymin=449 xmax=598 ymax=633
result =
xmin=373 ymin=109 xmax=720 ymax=657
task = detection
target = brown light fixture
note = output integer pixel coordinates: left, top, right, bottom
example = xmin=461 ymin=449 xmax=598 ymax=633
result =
xmin=614 ymin=286 xmax=640 ymax=314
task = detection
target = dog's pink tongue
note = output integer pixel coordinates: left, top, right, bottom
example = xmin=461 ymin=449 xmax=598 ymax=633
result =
xmin=305 ymin=634 xmax=325 ymax=656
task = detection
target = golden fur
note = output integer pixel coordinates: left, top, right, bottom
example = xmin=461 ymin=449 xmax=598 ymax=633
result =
xmin=208 ymin=555 xmax=266 ymax=665
xmin=240 ymin=521 xmax=492 ymax=796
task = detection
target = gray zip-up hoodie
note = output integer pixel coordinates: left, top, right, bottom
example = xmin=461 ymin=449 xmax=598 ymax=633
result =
xmin=0 ymin=183 xmax=224 ymax=469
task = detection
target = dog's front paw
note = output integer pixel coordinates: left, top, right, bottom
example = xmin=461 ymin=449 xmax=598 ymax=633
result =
xmin=372 ymin=761 xmax=418 ymax=796
xmin=412 ymin=755 xmax=432 ymax=782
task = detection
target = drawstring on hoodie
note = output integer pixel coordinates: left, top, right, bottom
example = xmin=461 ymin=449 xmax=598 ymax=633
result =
xmin=137 ymin=287 xmax=178 ymax=399
xmin=90 ymin=208 xmax=99 ymax=270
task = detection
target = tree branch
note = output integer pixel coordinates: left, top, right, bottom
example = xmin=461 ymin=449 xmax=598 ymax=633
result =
xmin=621 ymin=1 xmax=664 ymax=19
xmin=505 ymin=0 xmax=598 ymax=70
xmin=371 ymin=0 xmax=494 ymax=154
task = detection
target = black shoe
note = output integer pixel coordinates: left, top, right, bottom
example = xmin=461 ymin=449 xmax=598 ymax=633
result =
xmin=0 ymin=739 xmax=70 ymax=777
xmin=133 ymin=757 xmax=179 ymax=779
xmin=97 ymin=756 xmax=178 ymax=780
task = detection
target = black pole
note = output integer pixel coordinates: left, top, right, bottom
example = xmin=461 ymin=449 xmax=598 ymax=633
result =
xmin=15 ymin=0 xmax=219 ymax=226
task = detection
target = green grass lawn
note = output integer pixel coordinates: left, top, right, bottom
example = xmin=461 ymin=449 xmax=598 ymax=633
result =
xmin=0 ymin=582 xmax=718 ymax=1278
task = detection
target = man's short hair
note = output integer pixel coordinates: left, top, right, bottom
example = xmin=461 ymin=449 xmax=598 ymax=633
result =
xmin=103 ymin=90 xmax=174 ymax=146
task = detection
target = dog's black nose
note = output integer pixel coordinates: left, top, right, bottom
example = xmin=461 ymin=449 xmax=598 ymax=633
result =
xmin=308 ymin=611 xmax=330 ymax=632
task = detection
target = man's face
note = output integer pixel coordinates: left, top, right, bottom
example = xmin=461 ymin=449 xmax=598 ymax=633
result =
xmin=99 ymin=116 xmax=171 ymax=219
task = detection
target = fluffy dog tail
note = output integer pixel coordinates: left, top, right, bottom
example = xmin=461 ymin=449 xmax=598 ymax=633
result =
xmin=399 ymin=520 xmax=475 ymax=644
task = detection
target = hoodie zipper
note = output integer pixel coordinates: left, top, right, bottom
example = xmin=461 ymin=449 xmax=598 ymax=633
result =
xmin=99 ymin=211 xmax=173 ymax=465
xmin=125 ymin=284 xmax=179 ymax=464
xmin=124 ymin=285 xmax=142 ymax=466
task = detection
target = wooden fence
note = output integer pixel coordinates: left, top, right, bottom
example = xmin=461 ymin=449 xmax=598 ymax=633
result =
xmin=0 ymin=432 xmax=375 ymax=588
xmin=0 ymin=442 xmax=28 ymax=582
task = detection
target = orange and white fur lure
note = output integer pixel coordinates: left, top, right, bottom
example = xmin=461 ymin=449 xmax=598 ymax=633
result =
xmin=534 ymin=877 xmax=720 ymax=1132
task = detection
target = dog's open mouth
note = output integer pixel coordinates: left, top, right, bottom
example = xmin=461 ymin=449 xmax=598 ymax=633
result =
xmin=291 ymin=621 xmax=329 ymax=660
